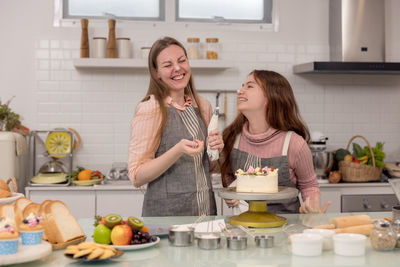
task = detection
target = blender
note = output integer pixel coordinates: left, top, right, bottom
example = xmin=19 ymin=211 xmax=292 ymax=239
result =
xmin=310 ymin=132 xmax=333 ymax=183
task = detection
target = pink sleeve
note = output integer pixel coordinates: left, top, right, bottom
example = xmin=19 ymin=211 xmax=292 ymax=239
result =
xmin=289 ymin=136 xmax=321 ymax=208
xmin=128 ymin=97 xmax=162 ymax=183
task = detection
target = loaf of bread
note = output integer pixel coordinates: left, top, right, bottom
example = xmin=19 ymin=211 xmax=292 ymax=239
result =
xmin=22 ymin=202 xmax=40 ymax=218
xmin=44 ymin=200 xmax=85 ymax=244
xmin=38 ymin=200 xmax=53 ymax=242
xmin=0 ymin=204 xmax=15 ymax=225
xmin=14 ymin=197 xmax=32 ymax=230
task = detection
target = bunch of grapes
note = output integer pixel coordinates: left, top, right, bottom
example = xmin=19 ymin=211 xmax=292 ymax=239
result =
xmin=130 ymin=230 xmax=157 ymax=245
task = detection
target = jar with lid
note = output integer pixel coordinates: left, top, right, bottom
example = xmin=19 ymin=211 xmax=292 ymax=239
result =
xmin=370 ymin=220 xmax=396 ymax=251
xmin=116 ymin=38 xmax=132 ymax=58
xmin=391 ymin=219 xmax=400 ymax=248
xmin=206 ymin=38 xmax=219 ymax=60
xmin=186 ymin=38 xmax=201 ymax=60
xmin=92 ymin=37 xmax=107 ymax=58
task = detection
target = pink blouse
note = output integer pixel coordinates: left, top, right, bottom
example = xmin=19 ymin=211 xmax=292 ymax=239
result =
xmin=236 ymin=122 xmax=320 ymax=203
xmin=128 ymin=95 xmax=212 ymax=182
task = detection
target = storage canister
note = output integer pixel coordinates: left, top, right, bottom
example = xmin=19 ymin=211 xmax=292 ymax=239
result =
xmin=92 ymin=37 xmax=106 ymax=58
xmin=116 ymin=38 xmax=131 ymax=58
xmin=206 ymin=38 xmax=219 ymax=60
xmin=391 ymin=219 xmax=400 ymax=248
xmin=186 ymin=38 xmax=200 ymax=60
xmin=370 ymin=220 xmax=396 ymax=251
xmin=141 ymin=47 xmax=151 ymax=60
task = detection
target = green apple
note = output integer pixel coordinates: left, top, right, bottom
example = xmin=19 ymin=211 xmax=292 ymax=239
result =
xmin=93 ymin=224 xmax=112 ymax=244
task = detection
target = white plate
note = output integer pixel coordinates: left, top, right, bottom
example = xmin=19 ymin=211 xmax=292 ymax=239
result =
xmin=0 ymin=240 xmax=52 ymax=266
xmin=0 ymin=192 xmax=24 ymax=205
xmin=112 ymin=236 xmax=160 ymax=250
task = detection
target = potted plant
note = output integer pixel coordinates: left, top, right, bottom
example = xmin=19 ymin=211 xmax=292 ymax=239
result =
xmin=0 ymin=96 xmax=28 ymax=135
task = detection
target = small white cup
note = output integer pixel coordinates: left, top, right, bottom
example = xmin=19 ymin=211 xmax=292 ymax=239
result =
xmin=290 ymin=233 xmax=323 ymax=256
xmin=303 ymin=228 xmax=335 ymax=250
xmin=333 ymin=233 xmax=366 ymax=256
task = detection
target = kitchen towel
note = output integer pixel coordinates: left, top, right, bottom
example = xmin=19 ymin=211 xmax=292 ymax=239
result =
xmin=207 ymin=107 xmax=219 ymax=161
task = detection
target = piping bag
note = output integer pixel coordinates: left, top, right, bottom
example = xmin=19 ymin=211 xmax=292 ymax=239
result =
xmin=207 ymin=107 xmax=219 ymax=161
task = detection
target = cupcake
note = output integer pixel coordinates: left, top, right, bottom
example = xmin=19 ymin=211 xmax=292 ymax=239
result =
xmin=19 ymin=212 xmax=43 ymax=245
xmin=0 ymin=217 xmax=19 ymax=255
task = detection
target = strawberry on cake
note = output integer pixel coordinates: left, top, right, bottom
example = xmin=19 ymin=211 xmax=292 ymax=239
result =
xmin=235 ymin=166 xmax=278 ymax=193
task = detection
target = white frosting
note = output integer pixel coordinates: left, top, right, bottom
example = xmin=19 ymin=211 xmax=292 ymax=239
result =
xmin=0 ymin=217 xmax=15 ymax=228
xmin=200 ymin=234 xmax=219 ymax=239
xmin=236 ymin=169 xmax=278 ymax=193
xmin=172 ymin=225 xmax=192 ymax=232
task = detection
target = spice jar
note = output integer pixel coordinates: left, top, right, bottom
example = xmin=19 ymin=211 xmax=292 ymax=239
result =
xmin=370 ymin=220 xmax=396 ymax=251
xmin=391 ymin=219 xmax=400 ymax=248
xmin=206 ymin=38 xmax=219 ymax=60
xmin=186 ymin=38 xmax=200 ymax=60
xmin=92 ymin=37 xmax=107 ymax=58
xmin=116 ymin=38 xmax=131 ymax=58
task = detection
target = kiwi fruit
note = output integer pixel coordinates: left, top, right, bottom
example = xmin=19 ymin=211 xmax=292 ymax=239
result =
xmin=104 ymin=214 xmax=122 ymax=229
xmin=127 ymin=216 xmax=144 ymax=230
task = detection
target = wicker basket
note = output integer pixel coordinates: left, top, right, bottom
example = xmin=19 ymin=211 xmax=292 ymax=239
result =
xmin=339 ymin=135 xmax=382 ymax=182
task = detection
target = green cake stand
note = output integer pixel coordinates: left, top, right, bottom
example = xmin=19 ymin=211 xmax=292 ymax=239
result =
xmin=218 ymin=186 xmax=299 ymax=228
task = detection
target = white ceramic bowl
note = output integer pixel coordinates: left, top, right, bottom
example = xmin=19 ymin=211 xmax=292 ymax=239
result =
xmin=290 ymin=233 xmax=323 ymax=256
xmin=333 ymin=233 xmax=366 ymax=256
xmin=303 ymin=228 xmax=335 ymax=250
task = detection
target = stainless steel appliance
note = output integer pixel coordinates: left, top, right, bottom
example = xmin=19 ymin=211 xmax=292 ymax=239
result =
xmin=105 ymin=162 xmax=130 ymax=184
xmin=329 ymin=0 xmax=385 ymax=62
xmin=310 ymin=132 xmax=333 ymax=183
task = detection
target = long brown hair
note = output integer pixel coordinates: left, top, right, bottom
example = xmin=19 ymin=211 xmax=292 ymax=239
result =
xmin=220 ymin=70 xmax=310 ymax=187
xmin=140 ymin=37 xmax=207 ymax=156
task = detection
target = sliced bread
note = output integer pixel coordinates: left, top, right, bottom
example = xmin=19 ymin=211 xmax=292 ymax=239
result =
xmin=14 ymin=197 xmax=32 ymax=230
xmin=22 ymin=202 xmax=40 ymax=218
xmin=38 ymin=200 xmax=53 ymax=242
xmin=44 ymin=200 xmax=85 ymax=244
xmin=0 ymin=204 xmax=16 ymax=226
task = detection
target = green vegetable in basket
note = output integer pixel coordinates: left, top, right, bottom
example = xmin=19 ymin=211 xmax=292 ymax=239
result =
xmin=363 ymin=142 xmax=385 ymax=167
xmin=334 ymin=148 xmax=351 ymax=162
xmin=352 ymin=143 xmax=366 ymax=158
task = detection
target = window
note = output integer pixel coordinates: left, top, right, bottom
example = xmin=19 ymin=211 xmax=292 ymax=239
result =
xmin=63 ymin=0 xmax=165 ymax=21
xmin=176 ymin=0 xmax=273 ymax=24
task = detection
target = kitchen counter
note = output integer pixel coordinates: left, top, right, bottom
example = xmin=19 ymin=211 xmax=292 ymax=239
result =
xmin=11 ymin=212 xmax=400 ymax=267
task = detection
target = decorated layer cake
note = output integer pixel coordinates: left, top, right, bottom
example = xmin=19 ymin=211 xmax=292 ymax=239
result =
xmin=235 ymin=166 xmax=278 ymax=193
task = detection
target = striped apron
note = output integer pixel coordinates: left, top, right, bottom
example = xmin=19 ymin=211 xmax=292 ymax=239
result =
xmin=142 ymin=106 xmax=217 ymax=216
xmin=230 ymin=131 xmax=300 ymax=214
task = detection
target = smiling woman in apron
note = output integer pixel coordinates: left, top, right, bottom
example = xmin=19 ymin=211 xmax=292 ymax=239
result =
xmin=220 ymin=70 xmax=331 ymax=214
xmin=128 ymin=37 xmax=223 ymax=216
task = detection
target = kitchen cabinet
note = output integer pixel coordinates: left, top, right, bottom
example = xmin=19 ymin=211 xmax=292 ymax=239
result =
xmin=26 ymin=188 xmax=96 ymax=219
xmin=96 ymin=189 xmax=144 ymax=218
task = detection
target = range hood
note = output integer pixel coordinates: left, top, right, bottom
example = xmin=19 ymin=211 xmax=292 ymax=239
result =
xmin=293 ymin=0 xmax=400 ymax=74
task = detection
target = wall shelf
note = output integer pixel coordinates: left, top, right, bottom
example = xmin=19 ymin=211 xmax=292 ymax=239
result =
xmin=73 ymin=58 xmax=234 ymax=70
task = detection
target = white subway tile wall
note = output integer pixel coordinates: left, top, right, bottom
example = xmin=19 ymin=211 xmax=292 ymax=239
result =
xmin=34 ymin=39 xmax=400 ymax=172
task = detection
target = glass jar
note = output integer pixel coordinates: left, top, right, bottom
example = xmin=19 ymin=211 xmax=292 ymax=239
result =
xmin=92 ymin=37 xmax=107 ymax=58
xmin=186 ymin=38 xmax=200 ymax=60
xmin=370 ymin=220 xmax=396 ymax=251
xmin=391 ymin=219 xmax=400 ymax=248
xmin=206 ymin=38 xmax=219 ymax=60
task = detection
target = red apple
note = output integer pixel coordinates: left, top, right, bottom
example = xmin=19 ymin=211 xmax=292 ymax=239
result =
xmin=111 ymin=224 xmax=133 ymax=245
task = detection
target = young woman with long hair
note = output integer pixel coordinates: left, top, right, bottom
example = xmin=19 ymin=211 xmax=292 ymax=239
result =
xmin=221 ymin=70 xmax=330 ymax=213
xmin=128 ymin=37 xmax=223 ymax=216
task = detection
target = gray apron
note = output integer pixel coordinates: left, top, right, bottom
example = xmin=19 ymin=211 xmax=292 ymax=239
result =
xmin=230 ymin=131 xmax=300 ymax=214
xmin=142 ymin=106 xmax=217 ymax=217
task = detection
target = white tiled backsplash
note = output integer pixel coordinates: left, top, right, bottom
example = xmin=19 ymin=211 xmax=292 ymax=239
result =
xmin=32 ymin=38 xmax=400 ymax=173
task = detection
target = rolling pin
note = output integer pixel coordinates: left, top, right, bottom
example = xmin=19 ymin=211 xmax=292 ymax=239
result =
xmin=313 ymin=215 xmax=372 ymax=229
xmin=334 ymin=224 xmax=374 ymax=236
